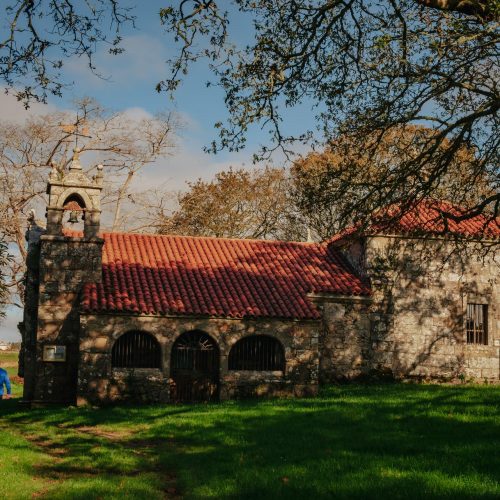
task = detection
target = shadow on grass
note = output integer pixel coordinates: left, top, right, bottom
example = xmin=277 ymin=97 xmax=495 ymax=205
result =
xmin=145 ymin=385 xmax=500 ymax=499
xmin=1 ymin=384 xmax=499 ymax=499
xmin=0 ymin=398 xmax=179 ymax=499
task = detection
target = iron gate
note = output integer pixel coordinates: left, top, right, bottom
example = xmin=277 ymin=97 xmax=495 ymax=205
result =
xmin=170 ymin=331 xmax=219 ymax=402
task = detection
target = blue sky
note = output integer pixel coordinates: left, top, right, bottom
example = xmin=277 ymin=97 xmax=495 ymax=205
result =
xmin=0 ymin=1 xmax=317 ymax=341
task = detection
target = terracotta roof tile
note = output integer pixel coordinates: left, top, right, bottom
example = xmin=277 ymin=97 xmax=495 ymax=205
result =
xmin=329 ymin=199 xmax=500 ymax=245
xmin=81 ymin=232 xmax=370 ymax=319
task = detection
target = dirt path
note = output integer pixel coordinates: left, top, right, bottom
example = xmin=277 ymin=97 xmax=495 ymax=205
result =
xmin=1 ymin=361 xmax=18 ymax=368
xmin=72 ymin=425 xmax=182 ymax=499
xmin=3 ymin=406 xmax=182 ymax=499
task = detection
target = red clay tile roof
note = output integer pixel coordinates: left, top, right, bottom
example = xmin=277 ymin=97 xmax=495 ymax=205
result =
xmin=329 ymin=199 xmax=500 ymax=245
xmin=80 ymin=232 xmax=370 ymax=320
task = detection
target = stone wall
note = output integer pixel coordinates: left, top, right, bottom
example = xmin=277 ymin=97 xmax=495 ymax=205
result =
xmin=363 ymin=236 xmax=500 ymax=381
xmin=19 ymin=223 xmax=44 ymax=400
xmin=312 ymin=295 xmax=372 ymax=382
xmin=77 ymin=314 xmax=321 ymax=405
xmin=28 ymin=235 xmax=103 ymax=403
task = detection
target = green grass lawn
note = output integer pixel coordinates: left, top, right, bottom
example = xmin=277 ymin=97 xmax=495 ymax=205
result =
xmin=0 ymin=353 xmax=499 ymax=499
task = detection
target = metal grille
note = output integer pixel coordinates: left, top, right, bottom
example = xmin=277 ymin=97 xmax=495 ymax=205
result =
xmin=228 ymin=335 xmax=285 ymax=371
xmin=111 ymin=331 xmax=161 ymax=368
xmin=170 ymin=331 xmax=219 ymax=402
xmin=466 ymin=304 xmax=488 ymax=345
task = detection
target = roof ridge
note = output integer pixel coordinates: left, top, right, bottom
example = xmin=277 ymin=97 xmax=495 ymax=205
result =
xmin=81 ymin=229 xmax=370 ymax=319
xmin=99 ymin=230 xmax=320 ymax=246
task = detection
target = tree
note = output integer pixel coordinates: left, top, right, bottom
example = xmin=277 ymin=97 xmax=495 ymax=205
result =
xmin=160 ymin=0 xmax=499 ymax=231
xmin=158 ymin=167 xmax=307 ymax=241
xmin=0 ymin=98 xmax=177 ymax=307
xmin=1 ymin=0 xmax=134 ymax=105
xmin=0 ymin=239 xmax=11 ymax=320
xmin=2 ymin=1 xmax=497 ymax=230
xmin=291 ymin=125 xmax=497 ymax=239
xmin=159 ymin=125 xmax=495 ymax=244
xmin=2 ymin=1 xmax=495 ymax=107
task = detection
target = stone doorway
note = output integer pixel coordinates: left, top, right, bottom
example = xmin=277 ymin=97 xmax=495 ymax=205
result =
xmin=170 ymin=330 xmax=219 ymax=402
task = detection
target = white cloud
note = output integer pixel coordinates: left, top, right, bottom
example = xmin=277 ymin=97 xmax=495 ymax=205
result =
xmin=105 ymin=109 xmax=251 ymax=194
xmin=64 ymin=34 xmax=167 ymax=89
xmin=0 ymin=89 xmax=58 ymax=123
xmin=174 ymin=110 xmax=200 ymax=132
xmin=134 ymin=137 xmax=250 ymax=192
xmin=121 ymin=106 xmax=154 ymax=121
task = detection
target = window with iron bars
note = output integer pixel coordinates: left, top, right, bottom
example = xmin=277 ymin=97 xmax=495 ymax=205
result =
xmin=228 ymin=335 xmax=285 ymax=371
xmin=466 ymin=304 xmax=488 ymax=345
xmin=112 ymin=331 xmax=161 ymax=368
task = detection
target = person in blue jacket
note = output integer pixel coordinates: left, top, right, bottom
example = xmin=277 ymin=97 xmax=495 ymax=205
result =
xmin=0 ymin=367 xmax=11 ymax=399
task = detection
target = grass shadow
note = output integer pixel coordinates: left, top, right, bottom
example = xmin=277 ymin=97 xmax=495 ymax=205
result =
xmin=0 ymin=384 xmax=499 ymax=499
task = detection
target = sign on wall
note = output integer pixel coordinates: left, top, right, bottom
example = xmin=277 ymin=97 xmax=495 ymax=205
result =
xmin=43 ymin=345 xmax=67 ymax=362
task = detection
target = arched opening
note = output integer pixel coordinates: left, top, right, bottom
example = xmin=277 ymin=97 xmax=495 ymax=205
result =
xmin=170 ymin=330 xmax=219 ymax=402
xmin=62 ymin=193 xmax=86 ymax=232
xmin=229 ymin=335 xmax=285 ymax=371
xmin=111 ymin=331 xmax=161 ymax=369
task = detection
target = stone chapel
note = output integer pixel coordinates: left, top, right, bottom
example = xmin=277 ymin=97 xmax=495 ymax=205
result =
xmin=18 ymin=151 xmax=500 ymax=405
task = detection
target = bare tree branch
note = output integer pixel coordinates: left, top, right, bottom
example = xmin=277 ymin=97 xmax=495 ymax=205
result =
xmin=1 ymin=1 xmax=135 ymax=104
xmin=161 ymin=0 xmax=500 ymax=232
xmin=0 ymin=98 xmax=178 ymax=306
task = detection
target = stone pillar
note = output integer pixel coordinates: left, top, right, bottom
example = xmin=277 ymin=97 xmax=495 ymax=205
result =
xmin=45 ymin=207 xmax=64 ymax=236
xmin=84 ymin=210 xmax=102 ymax=239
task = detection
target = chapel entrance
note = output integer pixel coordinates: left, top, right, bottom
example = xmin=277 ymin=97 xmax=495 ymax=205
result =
xmin=170 ymin=330 xmax=219 ymax=402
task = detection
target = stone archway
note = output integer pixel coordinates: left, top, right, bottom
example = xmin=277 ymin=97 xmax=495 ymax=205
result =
xmin=170 ymin=330 xmax=219 ymax=402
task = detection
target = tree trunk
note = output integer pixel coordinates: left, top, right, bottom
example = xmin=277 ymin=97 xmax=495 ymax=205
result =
xmin=112 ymin=171 xmax=135 ymax=231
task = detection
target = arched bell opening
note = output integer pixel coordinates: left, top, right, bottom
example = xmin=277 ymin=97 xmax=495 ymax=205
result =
xmin=62 ymin=193 xmax=86 ymax=232
xmin=170 ymin=330 xmax=220 ymax=402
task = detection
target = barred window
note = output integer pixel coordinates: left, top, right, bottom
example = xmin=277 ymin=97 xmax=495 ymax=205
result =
xmin=112 ymin=331 xmax=161 ymax=368
xmin=466 ymin=304 xmax=488 ymax=345
xmin=228 ymin=335 xmax=285 ymax=371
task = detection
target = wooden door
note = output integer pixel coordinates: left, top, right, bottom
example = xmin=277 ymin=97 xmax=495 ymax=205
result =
xmin=170 ymin=331 xmax=219 ymax=402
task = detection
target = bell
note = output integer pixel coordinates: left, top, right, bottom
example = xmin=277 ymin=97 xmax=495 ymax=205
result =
xmin=68 ymin=210 xmax=79 ymax=224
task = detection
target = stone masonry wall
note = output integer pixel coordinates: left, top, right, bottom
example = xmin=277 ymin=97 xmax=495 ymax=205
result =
xmin=78 ymin=314 xmax=321 ymax=405
xmin=364 ymin=236 xmax=500 ymax=381
xmin=314 ymin=296 xmax=372 ymax=382
xmin=31 ymin=236 xmax=103 ymax=403
xmin=19 ymin=224 xmax=44 ymax=400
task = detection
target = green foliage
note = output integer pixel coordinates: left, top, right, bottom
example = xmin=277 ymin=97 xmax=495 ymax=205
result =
xmin=1 ymin=1 xmax=135 ymax=105
xmin=0 ymin=381 xmax=499 ymax=499
xmin=162 ymin=0 xmax=499 ymax=233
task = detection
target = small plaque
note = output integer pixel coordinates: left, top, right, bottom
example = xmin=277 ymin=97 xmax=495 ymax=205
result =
xmin=43 ymin=345 xmax=66 ymax=362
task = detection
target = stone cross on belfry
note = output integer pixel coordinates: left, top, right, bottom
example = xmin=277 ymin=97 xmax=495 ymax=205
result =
xmin=60 ymin=116 xmax=92 ymax=150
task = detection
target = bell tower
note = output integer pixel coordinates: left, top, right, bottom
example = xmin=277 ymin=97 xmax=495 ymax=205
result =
xmin=45 ymin=147 xmax=103 ymax=238
xmin=22 ymin=149 xmax=104 ymax=405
